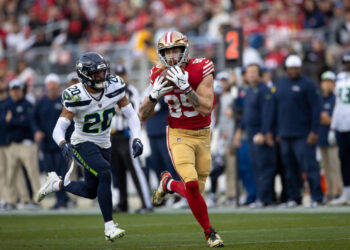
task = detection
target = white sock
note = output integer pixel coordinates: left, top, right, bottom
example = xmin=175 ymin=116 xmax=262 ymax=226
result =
xmin=105 ymin=220 xmax=114 ymax=230
xmin=167 ymin=179 xmax=173 ymax=192
xmin=53 ymin=180 xmax=61 ymax=191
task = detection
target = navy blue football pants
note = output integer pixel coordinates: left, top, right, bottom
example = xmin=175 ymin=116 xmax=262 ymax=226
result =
xmin=248 ymin=142 xmax=276 ymax=204
xmin=63 ymin=142 xmax=113 ymax=222
xmin=280 ymin=137 xmax=323 ymax=203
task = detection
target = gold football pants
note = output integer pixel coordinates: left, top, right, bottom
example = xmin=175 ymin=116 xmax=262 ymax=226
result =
xmin=167 ymin=127 xmax=211 ymax=193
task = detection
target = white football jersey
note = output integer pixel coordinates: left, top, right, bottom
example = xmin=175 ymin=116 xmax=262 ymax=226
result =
xmin=331 ymin=72 xmax=350 ymax=132
xmin=62 ymin=76 xmax=125 ymax=148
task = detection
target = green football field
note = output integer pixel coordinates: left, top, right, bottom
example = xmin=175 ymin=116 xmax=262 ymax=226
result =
xmin=1 ymin=211 xmax=350 ymax=249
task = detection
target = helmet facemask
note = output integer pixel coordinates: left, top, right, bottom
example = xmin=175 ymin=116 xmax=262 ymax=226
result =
xmin=77 ymin=63 xmax=109 ymax=90
xmin=158 ymin=45 xmax=188 ymax=68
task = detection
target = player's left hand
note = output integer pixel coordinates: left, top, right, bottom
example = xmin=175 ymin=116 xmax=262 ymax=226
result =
xmin=132 ymin=138 xmax=143 ymax=158
xmin=167 ymin=66 xmax=192 ymax=93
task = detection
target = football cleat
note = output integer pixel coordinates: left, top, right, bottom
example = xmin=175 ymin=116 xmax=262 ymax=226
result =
xmin=36 ymin=172 xmax=61 ymax=202
xmin=152 ymin=171 xmax=173 ymax=206
xmin=205 ymin=227 xmax=224 ymax=248
xmin=105 ymin=224 xmax=125 ymax=242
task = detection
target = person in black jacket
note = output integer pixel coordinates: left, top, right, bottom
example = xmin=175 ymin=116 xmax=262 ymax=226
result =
xmin=34 ymin=73 xmax=71 ymax=209
xmin=2 ymin=79 xmax=41 ymax=208
xmin=266 ymin=54 xmax=323 ymax=207
xmin=234 ymin=64 xmax=275 ymax=207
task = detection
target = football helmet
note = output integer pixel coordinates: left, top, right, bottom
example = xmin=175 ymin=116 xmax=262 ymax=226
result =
xmin=157 ymin=31 xmax=189 ymax=67
xmin=76 ymin=52 xmax=110 ymax=90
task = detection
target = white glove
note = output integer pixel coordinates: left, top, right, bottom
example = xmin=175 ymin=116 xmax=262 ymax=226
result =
xmin=150 ymin=75 xmax=174 ymax=100
xmin=328 ymin=130 xmax=336 ymax=146
xmin=167 ymin=66 xmax=192 ymax=93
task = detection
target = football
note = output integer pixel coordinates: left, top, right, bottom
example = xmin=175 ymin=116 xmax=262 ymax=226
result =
xmin=160 ymin=68 xmax=175 ymax=86
xmin=160 ymin=67 xmax=186 ymax=86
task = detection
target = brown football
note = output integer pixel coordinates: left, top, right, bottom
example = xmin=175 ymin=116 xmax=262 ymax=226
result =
xmin=160 ymin=67 xmax=185 ymax=86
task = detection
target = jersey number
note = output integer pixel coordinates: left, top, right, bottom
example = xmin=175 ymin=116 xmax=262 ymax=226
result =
xmin=164 ymin=94 xmax=199 ymax=118
xmin=338 ymin=87 xmax=350 ymax=104
xmin=82 ymin=108 xmax=116 ymax=133
xmin=67 ymin=85 xmax=81 ymax=95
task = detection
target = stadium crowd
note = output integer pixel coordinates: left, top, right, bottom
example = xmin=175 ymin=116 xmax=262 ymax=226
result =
xmin=1 ymin=0 xmax=350 ymax=211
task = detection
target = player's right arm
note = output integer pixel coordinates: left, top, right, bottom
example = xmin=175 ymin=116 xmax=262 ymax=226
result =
xmin=139 ymin=85 xmax=158 ymax=122
xmin=53 ymin=107 xmax=74 ymax=147
xmin=139 ymin=69 xmax=173 ymax=121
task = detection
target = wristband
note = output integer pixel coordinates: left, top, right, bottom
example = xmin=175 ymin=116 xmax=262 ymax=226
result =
xmin=149 ymin=94 xmax=157 ymax=103
xmin=184 ymin=87 xmax=193 ymax=95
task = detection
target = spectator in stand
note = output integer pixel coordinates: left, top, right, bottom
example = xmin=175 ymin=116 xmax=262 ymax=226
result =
xmin=318 ymin=71 xmax=343 ymax=202
xmin=266 ymin=54 xmax=323 ymax=208
xmin=303 ymin=0 xmax=326 ymax=29
xmin=335 ymin=8 xmax=350 ymax=48
xmin=303 ymin=37 xmax=328 ymax=83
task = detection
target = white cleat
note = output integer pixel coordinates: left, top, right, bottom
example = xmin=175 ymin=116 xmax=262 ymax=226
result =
xmin=105 ymin=224 xmax=125 ymax=242
xmin=36 ymin=172 xmax=61 ymax=202
xmin=329 ymin=193 xmax=349 ymax=206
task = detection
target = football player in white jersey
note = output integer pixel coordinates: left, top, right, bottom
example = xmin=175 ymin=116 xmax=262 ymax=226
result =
xmin=330 ymin=51 xmax=350 ymax=205
xmin=36 ymin=52 xmax=144 ymax=241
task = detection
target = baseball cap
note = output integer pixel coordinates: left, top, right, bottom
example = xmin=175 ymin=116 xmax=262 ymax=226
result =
xmin=321 ymin=71 xmax=336 ymax=81
xmin=215 ymin=71 xmax=230 ymax=81
xmin=45 ymin=73 xmax=60 ymax=85
xmin=285 ymin=55 xmax=302 ymax=68
xmin=9 ymin=79 xmax=23 ymax=89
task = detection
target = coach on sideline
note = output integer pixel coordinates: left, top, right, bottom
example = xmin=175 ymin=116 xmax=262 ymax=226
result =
xmin=34 ymin=74 xmax=71 ymax=209
xmin=266 ymin=54 xmax=323 ymax=207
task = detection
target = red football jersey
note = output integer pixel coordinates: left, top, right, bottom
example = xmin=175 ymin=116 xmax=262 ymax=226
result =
xmin=150 ymin=58 xmax=215 ymax=130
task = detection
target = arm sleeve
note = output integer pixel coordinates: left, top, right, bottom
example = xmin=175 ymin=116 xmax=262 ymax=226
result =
xmin=52 ymin=117 xmax=72 ymax=146
xmin=307 ymin=81 xmax=321 ymax=133
xmin=121 ymin=103 xmax=141 ymax=140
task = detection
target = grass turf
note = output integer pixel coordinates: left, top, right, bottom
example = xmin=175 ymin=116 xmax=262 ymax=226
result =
xmin=0 ymin=212 xmax=349 ymax=249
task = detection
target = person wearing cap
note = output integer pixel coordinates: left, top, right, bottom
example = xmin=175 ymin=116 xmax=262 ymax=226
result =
xmin=110 ymin=65 xmax=153 ymax=213
xmin=234 ymin=63 xmax=276 ymax=208
xmin=266 ymin=54 xmax=323 ymax=208
xmin=0 ymin=77 xmax=9 ymax=209
xmin=318 ymin=71 xmax=343 ymax=202
xmin=2 ymin=79 xmax=41 ymax=209
xmin=34 ymin=73 xmax=72 ymax=209
xmin=329 ymin=51 xmax=350 ymax=205
xmin=208 ymin=71 xmax=236 ymax=207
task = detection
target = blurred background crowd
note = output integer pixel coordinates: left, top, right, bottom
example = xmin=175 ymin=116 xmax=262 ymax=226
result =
xmin=1 ymin=0 xmax=350 ymax=211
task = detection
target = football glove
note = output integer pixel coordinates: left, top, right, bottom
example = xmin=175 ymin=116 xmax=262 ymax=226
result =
xmin=167 ymin=66 xmax=192 ymax=94
xmin=150 ymin=75 xmax=174 ymax=101
xmin=132 ymin=138 xmax=143 ymax=158
xmin=60 ymin=142 xmax=74 ymax=163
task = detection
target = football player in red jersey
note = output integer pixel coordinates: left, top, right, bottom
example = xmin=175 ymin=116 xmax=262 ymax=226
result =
xmin=139 ymin=31 xmax=224 ymax=248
